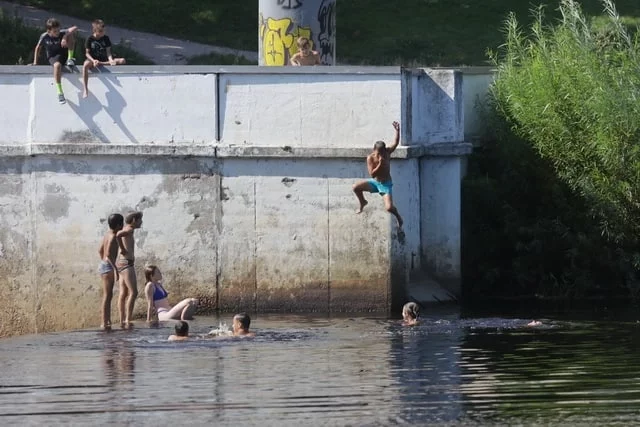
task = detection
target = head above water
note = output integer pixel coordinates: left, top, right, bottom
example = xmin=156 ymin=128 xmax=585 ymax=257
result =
xmin=373 ymin=140 xmax=386 ymax=153
xmin=108 ymin=213 xmax=124 ymax=231
xmin=233 ymin=313 xmax=251 ymax=331
xmin=124 ymin=211 xmax=143 ymax=226
xmin=402 ymin=302 xmax=420 ymax=321
xmin=175 ymin=320 xmax=189 ymax=337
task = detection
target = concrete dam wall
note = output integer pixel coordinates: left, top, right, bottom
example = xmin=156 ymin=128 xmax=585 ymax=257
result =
xmin=0 ymin=65 xmax=471 ymax=336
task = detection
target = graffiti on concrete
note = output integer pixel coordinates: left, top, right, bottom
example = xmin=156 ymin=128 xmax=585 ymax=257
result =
xmin=260 ymin=14 xmax=313 ymax=66
xmin=278 ymin=0 xmax=303 ymax=9
xmin=317 ymin=0 xmax=335 ymax=65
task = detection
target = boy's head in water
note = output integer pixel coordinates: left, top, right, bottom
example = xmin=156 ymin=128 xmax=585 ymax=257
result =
xmin=232 ymin=313 xmax=255 ymax=336
xmin=402 ymin=302 xmax=420 ymax=325
xmin=168 ymin=320 xmax=189 ymax=341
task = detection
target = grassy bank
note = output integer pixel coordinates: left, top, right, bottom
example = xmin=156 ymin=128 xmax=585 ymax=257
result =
xmin=10 ymin=0 xmax=640 ymax=65
xmin=0 ymin=11 xmax=153 ymax=65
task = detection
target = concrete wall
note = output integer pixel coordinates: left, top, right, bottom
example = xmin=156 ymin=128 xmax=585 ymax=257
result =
xmin=0 ymin=66 xmax=471 ymax=336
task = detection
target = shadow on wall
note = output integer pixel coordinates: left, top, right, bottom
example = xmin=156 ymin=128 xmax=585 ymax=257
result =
xmin=64 ymin=68 xmax=138 ymax=144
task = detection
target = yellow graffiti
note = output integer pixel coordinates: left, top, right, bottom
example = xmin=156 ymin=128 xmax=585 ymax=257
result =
xmin=260 ymin=14 xmax=313 ymax=66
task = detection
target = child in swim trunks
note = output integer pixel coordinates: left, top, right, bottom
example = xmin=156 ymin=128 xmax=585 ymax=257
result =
xmin=116 ymin=211 xmax=143 ymax=329
xmin=98 ymin=213 xmax=124 ymax=331
xmin=352 ymin=121 xmax=404 ymax=228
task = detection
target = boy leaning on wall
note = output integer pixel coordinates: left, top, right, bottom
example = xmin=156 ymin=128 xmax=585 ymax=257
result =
xmin=33 ymin=18 xmax=78 ymax=105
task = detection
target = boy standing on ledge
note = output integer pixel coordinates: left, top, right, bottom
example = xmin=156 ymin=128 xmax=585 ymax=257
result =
xmin=33 ymin=18 xmax=78 ymax=104
xmin=352 ymin=121 xmax=404 ymax=229
xmin=83 ymin=19 xmax=126 ymax=98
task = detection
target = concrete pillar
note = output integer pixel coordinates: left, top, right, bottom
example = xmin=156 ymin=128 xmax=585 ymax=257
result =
xmin=258 ymin=0 xmax=336 ymax=66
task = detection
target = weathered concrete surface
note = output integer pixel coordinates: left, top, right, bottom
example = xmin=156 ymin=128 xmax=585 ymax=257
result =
xmin=0 ymin=66 xmax=472 ymax=336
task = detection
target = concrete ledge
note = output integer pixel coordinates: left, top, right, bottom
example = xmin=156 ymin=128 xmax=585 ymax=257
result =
xmin=0 ymin=143 xmax=473 ymax=159
xmin=0 ymin=65 xmax=402 ymax=75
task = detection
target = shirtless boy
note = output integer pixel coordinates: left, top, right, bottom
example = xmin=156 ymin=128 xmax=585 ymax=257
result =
xmin=289 ymin=37 xmax=321 ymax=66
xmin=98 ymin=213 xmax=124 ymax=331
xmin=232 ymin=313 xmax=256 ymax=337
xmin=352 ymin=121 xmax=404 ymax=228
xmin=116 ymin=211 xmax=143 ymax=328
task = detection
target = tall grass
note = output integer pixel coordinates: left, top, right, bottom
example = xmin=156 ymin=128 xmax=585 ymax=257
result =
xmin=490 ymin=0 xmax=640 ymax=251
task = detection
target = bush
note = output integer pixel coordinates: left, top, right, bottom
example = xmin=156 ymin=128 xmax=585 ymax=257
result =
xmin=464 ymin=0 xmax=640 ymax=300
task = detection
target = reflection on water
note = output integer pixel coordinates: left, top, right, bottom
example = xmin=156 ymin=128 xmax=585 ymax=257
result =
xmin=1 ymin=309 xmax=640 ymax=425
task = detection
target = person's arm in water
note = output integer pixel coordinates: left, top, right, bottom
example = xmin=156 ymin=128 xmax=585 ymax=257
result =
xmin=387 ymin=121 xmax=400 ymax=154
xmin=144 ymin=282 xmax=155 ymax=322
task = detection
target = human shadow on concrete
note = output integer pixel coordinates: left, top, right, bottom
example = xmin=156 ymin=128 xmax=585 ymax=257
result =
xmin=65 ymin=67 xmax=138 ymax=144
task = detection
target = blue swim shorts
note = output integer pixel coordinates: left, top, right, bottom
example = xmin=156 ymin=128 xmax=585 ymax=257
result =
xmin=367 ymin=179 xmax=393 ymax=195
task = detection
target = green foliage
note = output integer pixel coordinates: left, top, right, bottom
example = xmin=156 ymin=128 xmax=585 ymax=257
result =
xmin=463 ymin=103 xmax=632 ymax=299
xmin=0 ymin=11 xmax=152 ymax=65
xmin=0 ymin=9 xmax=43 ymax=64
xmin=13 ymin=0 xmax=640 ymax=66
xmin=490 ymin=0 xmax=640 ymax=246
xmin=464 ymin=0 xmax=640 ymax=299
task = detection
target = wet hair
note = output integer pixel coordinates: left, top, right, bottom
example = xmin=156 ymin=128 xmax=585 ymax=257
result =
xmin=92 ymin=19 xmax=105 ymax=31
xmin=46 ymin=18 xmax=60 ymax=31
xmin=144 ymin=265 xmax=158 ymax=282
xmin=175 ymin=320 xmax=189 ymax=337
xmin=107 ymin=213 xmax=124 ymax=231
xmin=233 ymin=313 xmax=251 ymax=330
xmin=402 ymin=302 xmax=420 ymax=320
xmin=373 ymin=140 xmax=386 ymax=152
xmin=297 ymin=37 xmax=310 ymax=49
xmin=124 ymin=211 xmax=143 ymax=225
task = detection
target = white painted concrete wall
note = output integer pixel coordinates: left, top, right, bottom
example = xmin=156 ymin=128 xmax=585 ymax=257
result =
xmin=0 ymin=66 xmax=472 ymax=335
xmin=219 ymin=73 xmax=401 ymax=147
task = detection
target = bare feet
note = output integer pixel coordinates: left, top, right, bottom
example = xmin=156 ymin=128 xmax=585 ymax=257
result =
xmin=101 ymin=322 xmax=112 ymax=332
xmin=82 ymin=90 xmax=89 ymax=98
xmin=356 ymin=200 xmax=368 ymax=214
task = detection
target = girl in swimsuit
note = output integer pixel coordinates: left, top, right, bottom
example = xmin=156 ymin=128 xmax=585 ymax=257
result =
xmin=144 ymin=265 xmax=198 ymax=322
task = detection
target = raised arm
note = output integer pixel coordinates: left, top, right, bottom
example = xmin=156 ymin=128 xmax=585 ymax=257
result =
xmin=387 ymin=121 xmax=400 ymax=154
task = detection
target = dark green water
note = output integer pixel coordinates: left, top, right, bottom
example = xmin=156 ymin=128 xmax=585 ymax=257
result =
xmin=1 ymin=308 xmax=640 ymax=426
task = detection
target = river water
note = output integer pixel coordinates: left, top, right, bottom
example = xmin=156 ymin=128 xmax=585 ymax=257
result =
xmin=1 ymin=306 xmax=640 ymax=426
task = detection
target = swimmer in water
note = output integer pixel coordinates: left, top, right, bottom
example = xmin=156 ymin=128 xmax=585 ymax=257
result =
xmin=168 ymin=320 xmax=189 ymax=342
xmin=232 ymin=313 xmax=256 ymax=337
xmin=402 ymin=302 xmax=420 ymax=326
xmin=144 ymin=265 xmax=198 ymax=322
xmin=526 ymin=320 xmax=542 ymax=327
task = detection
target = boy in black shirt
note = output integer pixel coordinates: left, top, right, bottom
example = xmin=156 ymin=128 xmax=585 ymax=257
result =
xmin=33 ymin=18 xmax=78 ymax=104
xmin=83 ymin=19 xmax=126 ymax=98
